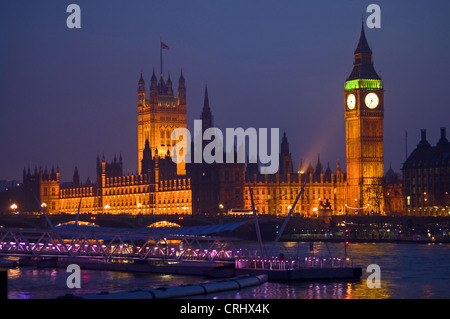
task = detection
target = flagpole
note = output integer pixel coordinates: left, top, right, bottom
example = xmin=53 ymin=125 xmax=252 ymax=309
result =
xmin=160 ymin=37 xmax=163 ymax=76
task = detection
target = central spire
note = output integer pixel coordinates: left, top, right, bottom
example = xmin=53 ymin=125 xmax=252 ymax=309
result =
xmin=200 ymin=85 xmax=213 ymax=130
xmin=354 ymin=22 xmax=372 ymax=55
xmin=347 ymin=24 xmax=380 ymax=81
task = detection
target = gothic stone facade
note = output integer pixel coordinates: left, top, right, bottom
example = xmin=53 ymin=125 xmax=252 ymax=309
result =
xmin=23 ymin=26 xmax=401 ymax=217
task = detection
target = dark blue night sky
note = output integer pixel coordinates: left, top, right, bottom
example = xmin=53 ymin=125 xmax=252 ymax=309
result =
xmin=1 ymin=0 xmax=449 ymax=182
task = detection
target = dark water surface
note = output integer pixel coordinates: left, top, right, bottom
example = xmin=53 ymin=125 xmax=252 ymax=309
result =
xmin=4 ymin=242 xmax=450 ymax=299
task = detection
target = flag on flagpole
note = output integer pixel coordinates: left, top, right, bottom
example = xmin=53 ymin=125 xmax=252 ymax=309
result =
xmin=160 ymin=38 xmax=169 ymax=75
xmin=161 ymin=42 xmax=169 ymax=50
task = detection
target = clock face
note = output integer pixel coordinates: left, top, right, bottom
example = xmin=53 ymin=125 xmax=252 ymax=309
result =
xmin=365 ymin=93 xmax=379 ymax=109
xmin=347 ymin=94 xmax=356 ymax=110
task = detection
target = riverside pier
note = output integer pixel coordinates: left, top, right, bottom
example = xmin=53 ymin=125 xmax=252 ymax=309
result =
xmin=0 ymin=220 xmax=362 ymax=282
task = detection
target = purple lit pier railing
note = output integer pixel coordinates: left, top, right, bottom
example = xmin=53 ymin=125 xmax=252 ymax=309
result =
xmin=235 ymin=256 xmax=353 ymax=270
xmin=0 ymin=227 xmax=244 ymax=263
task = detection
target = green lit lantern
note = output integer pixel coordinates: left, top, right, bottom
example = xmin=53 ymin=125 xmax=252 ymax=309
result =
xmin=345 ymin=79 xmax=383 ymax=91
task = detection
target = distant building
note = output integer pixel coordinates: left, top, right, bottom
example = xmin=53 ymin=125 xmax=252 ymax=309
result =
xmin=402 ymin=128 xmax=450 ymax=216
xmin=384 ymin=166 xmax=403 ymax=215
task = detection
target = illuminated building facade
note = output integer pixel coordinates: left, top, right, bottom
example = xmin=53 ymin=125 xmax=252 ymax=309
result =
xmin=243 ymin=141 xmax=347 ymax=217
xmin=239 ymin=25 xmax=387 ymax=217
xmin=138 ymin=70 xmax=187 ymax=175
xmin=22 ymin=25 xmax=401 ymax=217
xmin=32 ymin=69 xmax=192 ymax=215
xmin=33 ymin=152 xmax=191 ymax=215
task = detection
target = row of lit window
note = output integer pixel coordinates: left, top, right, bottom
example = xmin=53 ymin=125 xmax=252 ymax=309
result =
xmin=244 ymin=205 xmax=311 ymax=213
xmin=158 ymin=198 xmax=189 ymax=204
xmin=159 ymin=180 xmax=189 ymax=188
xmin=61 ymin=188 xmax=93 ymax=196
xmin=104 ymin=187 xmax=149 ymax=195
xmin=244 ymin=188 xmax=333 ymax=196
xmin=158 ymin=102 xmax=178 ymax=108
xmin=61 ymin=202 xmax=94 ymax=210
xmin=160 ymin=116 xmax=179 ymax=121
xmin=106 ymin=200 xmax=148 ymax=207
xmin=103 ymin=196 xmax=190 ymax=206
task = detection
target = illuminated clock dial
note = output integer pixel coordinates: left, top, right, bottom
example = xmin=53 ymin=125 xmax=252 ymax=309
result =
xmin=365 ymin=93 xmax=379 ymax=109
xmin=347 ymin=94 xmax=356 ymax=110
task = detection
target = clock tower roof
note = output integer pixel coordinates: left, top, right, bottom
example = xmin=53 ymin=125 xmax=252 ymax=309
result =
xmin=347 ymin=24 xmax=381 ymax=81
xmin=354 ymin=23 xmax=372 ymax=55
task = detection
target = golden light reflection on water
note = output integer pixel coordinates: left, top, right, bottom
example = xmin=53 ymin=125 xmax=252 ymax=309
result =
xmin=7 ymin=267 xmax=22 ymax=280
xmin=282 ymin=242 xmax=298 ymax=248
xmin=218 ymin=279 xmax=394 ymax=299
xmin=278 ymin=241 xmax=398 ymax=298
xmin=298 ymin=280 xmax=394 ymax=299
xmin=345 ymin=281 xmax=392 ymax=299
xmin=420 ymin=284 xmax=434 ymax=299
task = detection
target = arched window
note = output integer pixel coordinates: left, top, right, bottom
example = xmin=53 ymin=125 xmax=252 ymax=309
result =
xmin=166 ymin=130 xmax=171 ymax=147
xmin=160 ymin=130 xmax=165 ymax=146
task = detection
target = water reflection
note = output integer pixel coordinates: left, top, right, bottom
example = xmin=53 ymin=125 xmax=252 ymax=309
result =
xmin=205 ymin=279 xmax=393 ymax=299
xmin=7 ymin=267 xmax=22 ymax=280
xmin=228 ymin=281 xmax=382 ymax=299
xmin=4 ymin=242 xmax=450 ymax=299
xmin=6 ymin=267 xmax=209 ymax=299
xmin=345 ymin=281 xmax=392 ymax=299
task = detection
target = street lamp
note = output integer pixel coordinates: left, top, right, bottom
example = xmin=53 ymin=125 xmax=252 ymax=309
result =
xmin=10 ymin=203 xmax=18 ymax=214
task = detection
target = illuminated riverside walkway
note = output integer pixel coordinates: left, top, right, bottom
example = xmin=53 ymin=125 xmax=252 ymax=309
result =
xmin=0 ymin=222 xmax=249 ymax=263
xmin=0 ymin=221 xmax=363 ymax=284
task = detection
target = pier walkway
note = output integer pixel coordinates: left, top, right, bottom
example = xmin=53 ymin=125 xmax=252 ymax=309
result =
xmin=0 ymin=222 xmax=249 ymax=263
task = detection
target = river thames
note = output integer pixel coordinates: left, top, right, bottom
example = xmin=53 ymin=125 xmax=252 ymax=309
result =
xmin=4 ymin=241 xmax=450 ymax=299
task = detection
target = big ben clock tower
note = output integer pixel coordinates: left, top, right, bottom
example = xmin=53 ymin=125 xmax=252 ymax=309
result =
xmin=345 ymin=24 xmax=384 ymax=214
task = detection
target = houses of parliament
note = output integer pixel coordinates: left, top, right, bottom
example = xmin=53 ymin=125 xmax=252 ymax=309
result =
xmin=22 ymin=26 xmax=405 ymax=217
